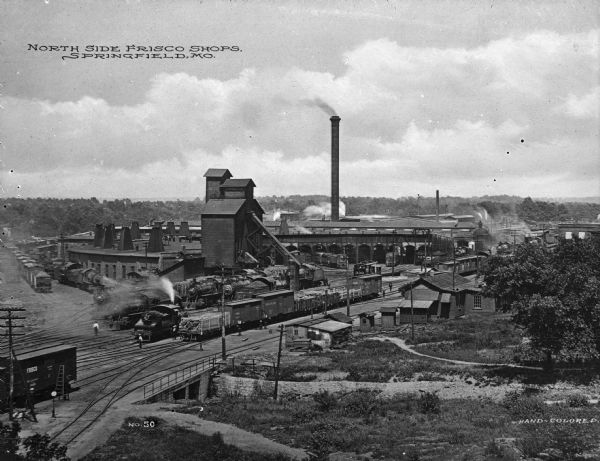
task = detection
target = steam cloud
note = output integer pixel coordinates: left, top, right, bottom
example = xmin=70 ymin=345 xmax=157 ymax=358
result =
xmin=303 ymin=201 xmax=346 ymax=219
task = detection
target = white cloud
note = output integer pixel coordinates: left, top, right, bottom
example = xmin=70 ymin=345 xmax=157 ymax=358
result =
xmin=1 ymin=30 xmax=598 ymax=198
xmin=556 ymin=87 xmax=600 ymax=118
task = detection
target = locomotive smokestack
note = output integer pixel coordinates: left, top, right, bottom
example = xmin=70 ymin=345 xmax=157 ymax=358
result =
xmin=330 ymin=115 xmax=340 ymax=222
xmin=436 ymin=190 xmax=440 ymax=222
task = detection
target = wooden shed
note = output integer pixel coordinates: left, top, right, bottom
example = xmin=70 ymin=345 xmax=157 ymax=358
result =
xmin=398 ymin=299 xmax=433 ymax=324
xmin=379 ymin=305 xmax=397 ymax=328
xmin=359 ymin=312 xmax=376 ymax=332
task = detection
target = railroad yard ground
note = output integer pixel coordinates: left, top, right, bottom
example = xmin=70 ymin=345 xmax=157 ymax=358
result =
xmin=2 ymin=249 xmax=600 ymax=461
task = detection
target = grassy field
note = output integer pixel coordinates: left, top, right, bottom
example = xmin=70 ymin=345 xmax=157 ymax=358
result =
xmin=80 ymin=417 xmax=291 ymax=461
xmin=178 ymin=389 xmax=599 ymax=461
xmin=399 ymin=314 xmax=523 ymax=364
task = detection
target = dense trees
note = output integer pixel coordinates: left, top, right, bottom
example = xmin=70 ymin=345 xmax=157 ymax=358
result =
xmin=0 ymin=198 xmax=205 ymax=238
xmin=1 ymin=196 xmax=599 ymax=239
xmin=483 ymin=237 xmax=600 ymax=368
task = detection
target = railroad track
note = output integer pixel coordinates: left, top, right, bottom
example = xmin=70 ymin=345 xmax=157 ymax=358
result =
xmin=50 ymin=335 xmax=279 ymax=446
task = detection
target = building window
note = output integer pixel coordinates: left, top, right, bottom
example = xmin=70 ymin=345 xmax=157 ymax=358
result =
xmin=293 ymin=328 xmax=299 ymax=336
xmin=122 ymin=265 xmax=126 ymax=279
xmin=474 ymin=295 xmax=482 ymax=310
xmin=112 ymin=265 xmax=117 ymax=279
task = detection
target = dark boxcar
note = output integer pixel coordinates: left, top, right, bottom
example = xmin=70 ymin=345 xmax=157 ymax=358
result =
xmin=0 ymin=345 xmax=77 ymax=405
xmin=358 ymin=274 xmax=382 ymax=298
xmin=225 ymin=298 xmax=262 ymax=325
xmin=256 ymin=290 xmax=294 ymax=320
xmin=33 ymin=271 xmax=52 ymax=293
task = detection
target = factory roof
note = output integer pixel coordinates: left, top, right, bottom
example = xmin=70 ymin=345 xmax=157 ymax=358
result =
xmin=276 ymin=217 xmax=477 ymax=233
xmin=202 ymin=199 xmax=247 ymax=216
xmin=203 ymin=168 xmax=232 ymax=178
xmin=221 ymin=178 xmax=256 ymax=188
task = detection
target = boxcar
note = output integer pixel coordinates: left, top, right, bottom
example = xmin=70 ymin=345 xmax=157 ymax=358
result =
xmin=357 ymin=274 xmax=382 ymax=298
xmin=33 ymin=271 xmax=52 ymax=293
xmin=256 ymin=290 xmax=295 ymax=320
xmin=0 ymin=345 xmax=77 ymax=405
xmin=225 ymin=298 xmax=262 ymax=325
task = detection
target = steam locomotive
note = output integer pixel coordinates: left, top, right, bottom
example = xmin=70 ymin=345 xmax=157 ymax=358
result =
xmin=132 ymin=304 xmax=181 ymax=342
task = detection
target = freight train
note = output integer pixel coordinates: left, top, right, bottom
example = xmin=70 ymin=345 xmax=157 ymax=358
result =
xmin=11 ymin=250 xmax=52 ymax=293
xmin=0 ymin=345 xmax=77 ymax=408
xmin=178 ymin=274 xmax=382 ymax=341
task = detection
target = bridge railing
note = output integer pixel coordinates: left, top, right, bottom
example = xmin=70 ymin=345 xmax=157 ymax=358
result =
xmin=143 ymin=355 xmax=218 ymax=400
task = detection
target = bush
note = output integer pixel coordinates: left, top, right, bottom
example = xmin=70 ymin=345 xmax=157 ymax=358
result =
xmin=566 ymin=393 xmax=589 ymax=407
xmin=501 ymin=390 xmax=544 ymax=418
xmin=417 ymin=391 xmax=440 ymax=414
xmin=312 ymin=391 xmax=338 ymax=412
xmin=341 ymin=389 xmax=383 ymax=420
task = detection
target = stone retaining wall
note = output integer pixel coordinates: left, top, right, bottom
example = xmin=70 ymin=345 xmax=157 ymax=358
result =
xmin=213 ymin=374 xmax=522 ymax=401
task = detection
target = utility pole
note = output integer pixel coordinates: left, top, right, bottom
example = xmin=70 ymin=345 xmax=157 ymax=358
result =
xmin=346 ymin=252 xmax=351 ymax=316
xmin=60 ymin=233 xmax=65 ymax=264
xmin=0 ymin=305 xmax=26 ymax=420
xmin=451 ymin=228 xmax=456 ymax=291
xmin=410 ymin=281 xmax=415 ymax=341
xmin=220 ymin=266 xmax=227 ymax=361
xmin=273 ymin=324 xmax=284 ymax=400
xmin=391 ymin=242 xmax=395 ymax=277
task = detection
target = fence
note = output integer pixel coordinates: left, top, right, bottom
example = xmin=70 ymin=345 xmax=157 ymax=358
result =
xmin=143 ymin=356 xmax=218 ymax=400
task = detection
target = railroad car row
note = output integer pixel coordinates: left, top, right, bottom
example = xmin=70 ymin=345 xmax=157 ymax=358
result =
xmin=312 ymin=252 xmax=348 ymax=269
xmin=0 ymin=345 xmax=77 ymax=409
xmin=177 ymin=274 xmax=382 ymax=341
xmin=10 ymin=249 xmax=52 ymax=293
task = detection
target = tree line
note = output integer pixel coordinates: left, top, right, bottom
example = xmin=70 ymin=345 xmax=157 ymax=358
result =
xmin=482 ymin=237 xmax=600 ymax=369
xmin=1 ymin=196 xmax=599 ymax=239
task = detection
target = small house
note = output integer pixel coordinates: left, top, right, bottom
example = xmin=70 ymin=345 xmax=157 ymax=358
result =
xmin=286 ymin=319 xmax=352 ymax=349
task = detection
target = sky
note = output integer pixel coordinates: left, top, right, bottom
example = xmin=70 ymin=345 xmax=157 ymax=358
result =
xmin=0 ymin=0 xmax=598 ymax=200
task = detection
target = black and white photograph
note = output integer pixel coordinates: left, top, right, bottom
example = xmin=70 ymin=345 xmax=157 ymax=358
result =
xmin=1 ymin=1 xmax=599 ymax=460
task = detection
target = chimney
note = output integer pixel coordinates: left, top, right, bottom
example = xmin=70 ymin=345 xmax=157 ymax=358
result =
xmin=93 ymin=224 xmax=104 ymax=247
xmin=118 ymin=226 xmax=134 ymax=251
xmin=436 ymin=190 xmax=440 ymax=222
xmin=330 ymin=115 xmax=341 ymax=222
xmin=130 ymin=221 xmax=141 ymax=240
xmin=166 ymin=221 xmax=176 ymax=236
xmin=103 ymin=224 xmax=115 ymax=249
xmin=147 ymin=226 xmax=164 ymax=253
xmin=179 ymin=221 xmax=190 ymax=238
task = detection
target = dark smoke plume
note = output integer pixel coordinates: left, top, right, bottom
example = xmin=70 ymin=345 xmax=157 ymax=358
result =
xmin=301 ymin=98 xmax=337 ymax=116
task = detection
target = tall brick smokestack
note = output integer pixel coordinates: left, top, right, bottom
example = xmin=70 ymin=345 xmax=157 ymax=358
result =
xmin=436 ymin=190 xmax=440 ymax=222
xmin=330 ymin=115 xmax=341 ymax=222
